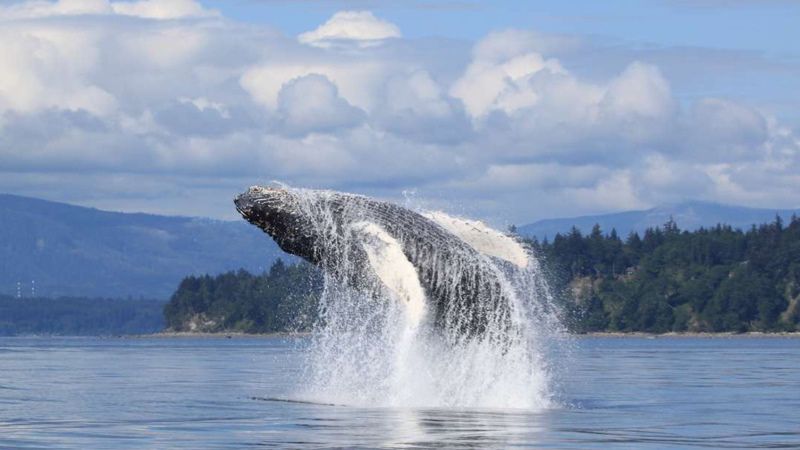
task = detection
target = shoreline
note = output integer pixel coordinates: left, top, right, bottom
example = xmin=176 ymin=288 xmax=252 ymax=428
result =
xmin=130 ymin=330 xmax=800 ymax=339
xmin=579 ymin=331 xmax=800 ymax=338
xmin=130 ymin=331 xmax=312 ymax=339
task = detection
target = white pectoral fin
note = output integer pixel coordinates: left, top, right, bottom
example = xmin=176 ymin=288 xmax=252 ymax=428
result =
xmin=351 ymin=221 xmax=427 ymax=328
xmin=422 ymin=211 xmax=529 ymax=269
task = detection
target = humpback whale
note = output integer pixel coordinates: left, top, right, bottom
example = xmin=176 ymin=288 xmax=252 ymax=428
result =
xmin=234 ymin=185 xmax=529 ymax=336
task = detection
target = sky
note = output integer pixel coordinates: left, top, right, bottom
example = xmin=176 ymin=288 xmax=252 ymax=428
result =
xmin=0 ymin=0 xmax=798 ymax=225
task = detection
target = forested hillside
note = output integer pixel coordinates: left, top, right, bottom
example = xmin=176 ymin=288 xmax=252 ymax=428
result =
xmin=163 ymin=217 xmax=800 ymax=334
xmin=163 ymin=260 xmax=321 ymax=333
xmin=533 ymin=216 xmax=800 ymax=333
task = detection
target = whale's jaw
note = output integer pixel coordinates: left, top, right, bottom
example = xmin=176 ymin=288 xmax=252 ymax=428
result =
xmin=234 ymin=186 xmax=321 ymax=264
xmin=234 ymin=186 xmax=288 ymax=225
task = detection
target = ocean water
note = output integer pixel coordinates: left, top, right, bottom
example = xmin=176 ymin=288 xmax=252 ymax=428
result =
xmin=1 ymin=336 xmax=798 ymax=449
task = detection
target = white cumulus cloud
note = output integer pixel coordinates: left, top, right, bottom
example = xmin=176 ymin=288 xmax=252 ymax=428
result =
xmin=0 ymin=0 xmax=217 ymax=19
xmin=275 ymin=74 xmax=365 ymax=137
xmin=0 ymin=3 xmax=797 ymax=222
xmin=111 ymin=0 xmax=216 ymax=19
xmin=298 ymin=10 xmax=401 ymax=48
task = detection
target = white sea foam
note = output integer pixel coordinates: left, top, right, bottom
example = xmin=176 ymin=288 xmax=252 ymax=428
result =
xmin=423 ymin=211 xmax=529 ymax=268
xmin=279 ymin=187 xmax=566 ymax=409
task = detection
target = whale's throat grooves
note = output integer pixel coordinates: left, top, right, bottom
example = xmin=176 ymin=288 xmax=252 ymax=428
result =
xmin=352 ymin=221 xmax=427 ymax=328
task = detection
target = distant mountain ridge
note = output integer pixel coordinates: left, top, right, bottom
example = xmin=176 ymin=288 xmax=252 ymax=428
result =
xmin=0 ymin=194 xmax=287 ymax=299
xmin=518 ymin=200 xmax=800 ymax=240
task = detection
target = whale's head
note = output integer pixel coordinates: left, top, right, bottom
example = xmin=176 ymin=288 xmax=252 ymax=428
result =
xmin=235 ymin=186 xmax=321 ymax=263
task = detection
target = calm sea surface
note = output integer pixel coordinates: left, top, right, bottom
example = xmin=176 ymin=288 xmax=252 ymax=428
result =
xmin=1 ymin=336 xmax=798 ymax=449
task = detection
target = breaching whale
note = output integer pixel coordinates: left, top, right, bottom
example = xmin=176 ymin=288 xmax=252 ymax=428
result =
xmin=234 ymin=185 xmax=529 ymax=336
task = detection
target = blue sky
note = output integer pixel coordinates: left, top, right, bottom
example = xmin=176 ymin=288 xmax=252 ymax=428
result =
xmin=0 ymin=0 xmax=798 ymax=224
xmin=203 ymin=0 xmax=800 ymax=118
xmin=206 ymin=0 xmax=798 ymax=52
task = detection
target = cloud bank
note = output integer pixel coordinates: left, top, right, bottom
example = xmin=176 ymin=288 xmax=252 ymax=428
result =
xmin=0 ymin=0 xmax=797 ymax=222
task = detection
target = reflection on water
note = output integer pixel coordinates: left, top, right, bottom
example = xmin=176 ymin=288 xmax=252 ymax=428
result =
xmin=1 ymin=336 xmax=799 ymax=449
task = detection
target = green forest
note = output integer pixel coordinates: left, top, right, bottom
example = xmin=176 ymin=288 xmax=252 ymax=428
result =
xmin=163 ymin=260 xmax=321 ymax=333
xmin=531 ymin=216 xmax=800 ymax=333
xmin=163 ymin=216 xmax=800 ymax=334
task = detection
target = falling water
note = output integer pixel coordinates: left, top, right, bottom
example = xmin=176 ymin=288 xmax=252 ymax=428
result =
xmin=275 ymin=187 xmax=567 ymax=409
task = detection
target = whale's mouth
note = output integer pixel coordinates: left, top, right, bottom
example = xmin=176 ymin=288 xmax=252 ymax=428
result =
xmin=233 ymin=192 xmax=253 ymax=218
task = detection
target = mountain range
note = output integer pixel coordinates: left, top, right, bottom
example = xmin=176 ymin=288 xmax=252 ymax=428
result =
xmin=517 ymin=200 xmax=800 ymax=240
xmin=2 ymin=194 xmax=798 ymax=299
xmin=0 ymin=194 xmax=286 ymax=299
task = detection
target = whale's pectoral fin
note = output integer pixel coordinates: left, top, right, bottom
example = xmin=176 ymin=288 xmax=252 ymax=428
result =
xmin=350 ymin=221 xmax=427 ymax=328
xmin=422 ymin=212 xmax=529 ymax=269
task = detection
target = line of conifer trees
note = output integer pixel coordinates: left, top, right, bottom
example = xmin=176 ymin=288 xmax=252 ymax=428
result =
xmin=530 ymin=216 xmax=800 ymax=332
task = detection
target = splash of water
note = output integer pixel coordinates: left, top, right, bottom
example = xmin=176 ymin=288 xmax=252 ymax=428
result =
xmin=281 ymin=188 xmax=567 ymax=409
